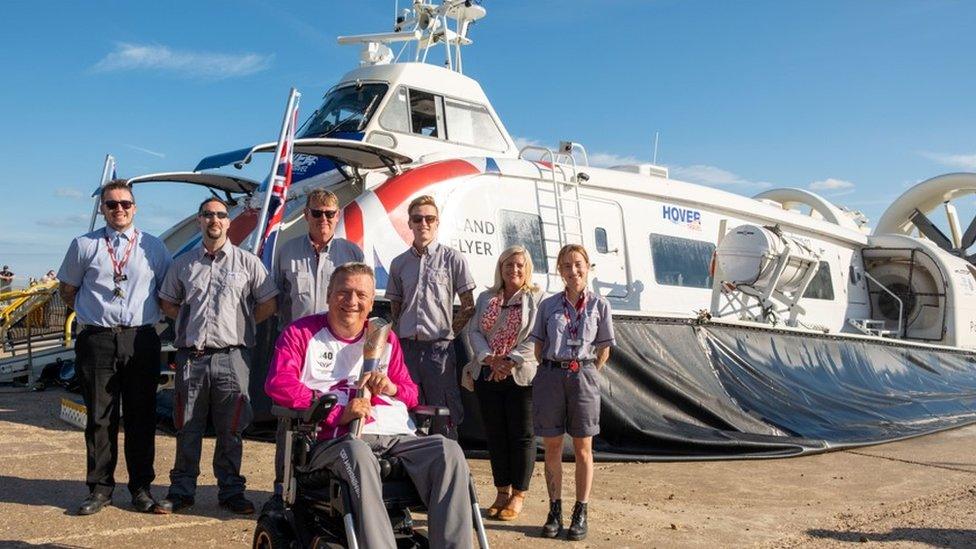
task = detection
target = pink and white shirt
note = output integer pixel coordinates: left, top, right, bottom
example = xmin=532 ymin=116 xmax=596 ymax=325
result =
xmin=266 ymin=314 xmax=420 ymax=440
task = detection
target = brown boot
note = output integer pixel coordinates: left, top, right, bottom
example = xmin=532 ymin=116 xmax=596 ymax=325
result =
xmin=486 ymin=487 xmax=511 ymax=519
xmin=498 ymin=490 xmax=525 ymax=521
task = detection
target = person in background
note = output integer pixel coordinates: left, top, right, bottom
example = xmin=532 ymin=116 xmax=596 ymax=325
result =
xmin=530 ymin=244 xmax=615 ymax=542
xmin=268 ymin=187 xmax=363 ymax=509
xmin=155 ymin=197 xmax=278 ymax=515
xmin=385 ymin=195 xmax=476 ymax=438
xmin=41 ymin=270 xmax=58 ymax=283
xmin=56 ymin=179 xmax=172 ymax=515
xmin=0 ymin=265 xmax=14 ymax=293
xmin=462 ymin=245 xmax=542 ymax=521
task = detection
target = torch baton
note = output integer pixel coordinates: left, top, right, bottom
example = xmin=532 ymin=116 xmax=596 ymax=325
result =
xmin=349 ymin=317 xmax=392 ymax=439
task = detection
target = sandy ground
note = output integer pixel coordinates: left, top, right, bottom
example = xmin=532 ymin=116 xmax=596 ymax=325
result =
xmin=2 ymin=387 xmax=976 ymax=548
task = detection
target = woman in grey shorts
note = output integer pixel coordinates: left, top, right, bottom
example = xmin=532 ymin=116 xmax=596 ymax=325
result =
xmin=529 ymin=243 xmax=615 ymax=542
xmin=462 ymin=245 xmax=543 ymax=521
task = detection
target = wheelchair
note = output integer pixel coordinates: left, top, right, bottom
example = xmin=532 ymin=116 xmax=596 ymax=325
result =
xmin=252 ymin=394 xmax=490 ymax=549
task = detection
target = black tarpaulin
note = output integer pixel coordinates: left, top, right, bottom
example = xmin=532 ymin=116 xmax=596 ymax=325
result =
xmin=586 ymin=318 xmax=976 ymax=461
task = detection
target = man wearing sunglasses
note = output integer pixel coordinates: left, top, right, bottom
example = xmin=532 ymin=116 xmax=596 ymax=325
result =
xmin=386 ymin=195 xmax=477 ymax=439
xmin=267 ymin=187 xmax=363 ymax=507
xmin=274 ymin=188 xmax=364 ymax=328
xmin=56 ymin=179 xmax=172 ymax=515
xmin=155 ymin=197 xmax=278 ymax=515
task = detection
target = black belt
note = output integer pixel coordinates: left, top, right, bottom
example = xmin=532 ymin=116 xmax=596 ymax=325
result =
xmin=84 ymin=324 xmax=153 ymax=334
xmin=179 ymin=346 xmax=239 ymax=359
xmin=542 ymin=359 xmax=595 ymax=370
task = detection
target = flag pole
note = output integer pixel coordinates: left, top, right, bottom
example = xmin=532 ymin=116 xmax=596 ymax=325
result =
xmin=253 ymin=87 xmax=301 ymax=254
xmin=88 ymin=154 xmax=116 ymax=232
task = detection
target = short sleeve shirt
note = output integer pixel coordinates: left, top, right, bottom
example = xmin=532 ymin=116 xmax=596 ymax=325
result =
xmin=159 ymin=241 xmax=278 ymax=349
xmin=385 ymin=242 xmax=476 ymax=340
xmin=57 ymin=227 xmax=171 ymax=327
xmin=275 ymin=235 xmax=364 ymax=327
xmin=530 ymin=290 xmax=615 ymax=361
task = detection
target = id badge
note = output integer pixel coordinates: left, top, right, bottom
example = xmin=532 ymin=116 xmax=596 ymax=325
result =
xmin=567 ymin=338 xmax=583 ymax=347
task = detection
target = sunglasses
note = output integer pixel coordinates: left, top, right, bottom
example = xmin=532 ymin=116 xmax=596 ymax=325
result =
xmin=199 ymin=211 xmax=229 ymax=219
xmin=410 ymin=214 xmax=438 ymax=225
xmin=307 ymin=208 xmax=339 ymax=219
xmin=103 ymin=200 xmax=134 ymax=210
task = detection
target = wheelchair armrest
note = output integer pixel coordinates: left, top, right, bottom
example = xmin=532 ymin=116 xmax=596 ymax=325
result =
xmin=271 ymin=393 xmax=338 ymax=424
xmin=413 ymin=405 xmax=450 ymax=417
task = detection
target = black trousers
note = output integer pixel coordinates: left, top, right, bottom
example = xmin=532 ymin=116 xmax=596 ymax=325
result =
xmin=474 ymin=371 xmax=534 ymax=491
xmin=75 ymin=326 xmax=161 ymax=496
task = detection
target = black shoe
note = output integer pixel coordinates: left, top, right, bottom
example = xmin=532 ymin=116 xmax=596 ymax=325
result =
xmin=219 ymin=494 xmax=255 ymax=515
xmin=260 ymin=494 xmax=284 ymax=515
xmin=541 ymin=499 xmax=562 ymax=538
xmin=566 ymin=501 xmax=588 ymax=541
xmin=78 ymin=493 xmax=112 ymax=515
xmin=131 ymin=489 xmax=158 ymax=513
xmin=154 ymin=494 xmax=194 ymax=514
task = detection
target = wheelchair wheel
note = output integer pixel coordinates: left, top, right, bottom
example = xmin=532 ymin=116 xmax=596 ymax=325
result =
xmin=253 ymin=515 xmax=296 ymax=549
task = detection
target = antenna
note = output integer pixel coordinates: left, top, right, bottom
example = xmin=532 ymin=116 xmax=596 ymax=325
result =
xmin=653 ymin=131 xmax=660 ymax=165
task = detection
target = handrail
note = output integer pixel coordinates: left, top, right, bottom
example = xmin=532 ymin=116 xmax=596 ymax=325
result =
xmin=863 ymin=271 xmax=903 ymax=338
xmin=64 ymin=311 xmax=76 ymax=346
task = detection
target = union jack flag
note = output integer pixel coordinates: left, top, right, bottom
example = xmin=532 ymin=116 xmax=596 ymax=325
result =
xmin=257 ymin=89 xmax=301 ymax=269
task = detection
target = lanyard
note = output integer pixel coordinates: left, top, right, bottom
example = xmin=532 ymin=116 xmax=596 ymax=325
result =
xmin=104 ymin=228 xmax=139 ymax=284
xmin=562 ymin=291 xmax=586 ymax=342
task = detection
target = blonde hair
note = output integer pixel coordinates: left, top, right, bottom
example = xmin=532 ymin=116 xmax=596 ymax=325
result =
xmin=305 ymin=188 xmax=338 ymax=208
xmin=407 ymin=194 xmax=438 ymax=216
xmin=490 ymin=245 xmax=539 ymax=294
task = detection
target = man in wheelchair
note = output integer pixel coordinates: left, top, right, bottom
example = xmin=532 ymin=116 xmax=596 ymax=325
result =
xmin=264 ymin=262 xmax=482 ymax=548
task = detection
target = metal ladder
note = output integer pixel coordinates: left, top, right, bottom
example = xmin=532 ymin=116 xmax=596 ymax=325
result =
xmin=520 ymin=145 xmax=587 ymax=288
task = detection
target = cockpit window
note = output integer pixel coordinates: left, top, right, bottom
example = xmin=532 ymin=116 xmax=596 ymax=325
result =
xmin=378 ymin=85 xmax=508 ymax=152
xmin=409 ymin=90 xmax=442 ymax=137
xmin=298 ymin=83 xmax=388 ymax=138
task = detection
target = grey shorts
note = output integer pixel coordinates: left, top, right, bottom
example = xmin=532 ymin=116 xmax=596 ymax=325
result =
xmin=531 ymin=363 xmax=602 ymax=438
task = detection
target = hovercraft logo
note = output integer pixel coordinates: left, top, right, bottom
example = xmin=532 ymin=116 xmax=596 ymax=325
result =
xmin=293 ymin=153 xmax=319 ymax=175
xmin=662 ymin=204 xmax=702 ymax=231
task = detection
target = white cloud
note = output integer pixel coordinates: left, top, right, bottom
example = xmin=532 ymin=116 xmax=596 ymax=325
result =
xmin=124 ymin=144 xmax=166 ymax=158
xmin=92 ymin=43 xmax=273 ymax=79
xmin=809 ymin=178 xmax=855 ymax=191
xmin=669 ymin=164 xmax=773 ymax=189
xmin=920 ymin=151 xmax=976 ymax=170
xmin=36 ymin=213 xmax=90 ymax=228
xmin=54 ymin=187 xmax=84 ymax=199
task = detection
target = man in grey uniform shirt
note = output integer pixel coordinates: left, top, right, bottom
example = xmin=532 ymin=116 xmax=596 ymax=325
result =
xmin=57 ymin=179 xmax=171 ymax=515
xmin=386 ymin=195 xmax=476 ymax=438
xmin=155 ymin=197 xmax=278 ymax=515
xmin=269 ymin=187 xmax=362 ymax=506
xmin=274 ymin=188 xmax=363 ymax=327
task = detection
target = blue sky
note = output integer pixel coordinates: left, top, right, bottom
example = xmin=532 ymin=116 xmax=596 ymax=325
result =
xmin=1 ymin=0 xmax=974 ymax=283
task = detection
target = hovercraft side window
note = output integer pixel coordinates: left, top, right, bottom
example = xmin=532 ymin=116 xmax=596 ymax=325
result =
xmin=499 ymin=209 xmax=548 ymax=273
xmin=649 ymin=234 xmax=715 ymax=289
xmin=802 ymin=261 xmax=835 ymax=300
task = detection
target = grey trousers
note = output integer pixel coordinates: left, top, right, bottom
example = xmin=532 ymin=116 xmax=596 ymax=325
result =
xmin=301 ymin=434 xmax=473 ymax=549
xmin=169 ymin=347 xmax=253 ymax=501
xmin=399 ymin=338 xmax=463 ymax=438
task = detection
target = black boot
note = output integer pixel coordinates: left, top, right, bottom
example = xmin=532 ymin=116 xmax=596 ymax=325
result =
xmin=567 ymin=501 xmax=588 ymax=541
xmin=541 ymin=499 xmax=563 ymax=538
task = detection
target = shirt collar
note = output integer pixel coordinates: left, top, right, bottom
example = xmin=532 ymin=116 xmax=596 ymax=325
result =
xmin=200 ymin=239 xmax=232 ymax=260
xmin=411 ymin=241 xmax=440 ymax=257
xmin=308 ymin=234 xmax=332 ymax=254
xmin=104 ymin=225 xmax=137 ymax=241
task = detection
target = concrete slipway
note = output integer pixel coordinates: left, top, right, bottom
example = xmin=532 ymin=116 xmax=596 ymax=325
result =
xmin=1 ymin=388 xmax=975 ymax=548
